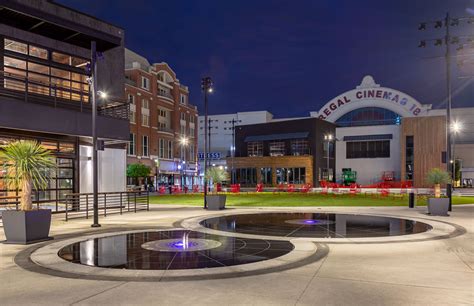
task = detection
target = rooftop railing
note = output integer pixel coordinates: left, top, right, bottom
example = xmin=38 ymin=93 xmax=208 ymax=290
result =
xmin=0 ymin=70 xmax=130 ymax=120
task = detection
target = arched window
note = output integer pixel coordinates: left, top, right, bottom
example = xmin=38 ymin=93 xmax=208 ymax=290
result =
xmin=157 ymin=71 xmax=174 ymax=84
xmin=335 ymin=107 xmax=401 ymax=127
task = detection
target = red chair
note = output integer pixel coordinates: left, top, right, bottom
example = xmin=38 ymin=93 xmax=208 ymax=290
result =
xmin=192 ymin=185 xmax=200 ymax=193
xmin=273 ymin=183 xmax=286 ymax=194
xmin=301 ymin=184 xmax=311 ymax=193
xmin=288 ymin=184 xmax=295 ymax=193
xmin=172 ymin=186 xmax=182 ymax=194
xmin=256 ymin=183 xmax=264 ymax=192
xmin=216 ymin=183 xmax=222 ymax=192
xmin=231 ymin=184 xmax=241 ymax=193
xmin=349 ymin=183 xmax=361 ymax=197
xmin=159 ymin=186 xmax=166 ymax=194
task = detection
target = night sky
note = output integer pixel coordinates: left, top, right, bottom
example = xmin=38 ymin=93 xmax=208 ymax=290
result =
xmin=59 ymin=0 xmax=474 ymax=117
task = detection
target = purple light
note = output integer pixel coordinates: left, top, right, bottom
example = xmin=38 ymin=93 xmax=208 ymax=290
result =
xmin=304 ymin=220 xmax=318 ymax=224
xmin=167 ymin=240 xmax=198 ymax=249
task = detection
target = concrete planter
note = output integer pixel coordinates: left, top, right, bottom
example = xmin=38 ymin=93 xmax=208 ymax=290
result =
xmin=427 ymin=198 xmax=449 ymax=216
xmin=2 ymin=210 xmax=52 ymax=244
xmin=206 ymin=195 xmax=226 ymax=210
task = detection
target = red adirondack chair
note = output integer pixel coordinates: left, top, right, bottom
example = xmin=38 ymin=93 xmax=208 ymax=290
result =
xmin=256 ymin=183 xmax=264 ymax=192
xmin=159 ymin=186 xmax=166 ymax=194
xmin=288 ymin=184 xmax=295 ymax=193
xmin=349 ymin=183 xmax=361 ymax=197
xmin=231 ymin=184 xmax=240 ymax=193
xmin=301 ymin=184 xmax=311 ymax=193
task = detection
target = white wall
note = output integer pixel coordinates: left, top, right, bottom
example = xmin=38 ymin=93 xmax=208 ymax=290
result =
xmin=80 ymin=146 xmax=127 ymax=193
xmin=335 ymin=125 xmax=401 ymax=185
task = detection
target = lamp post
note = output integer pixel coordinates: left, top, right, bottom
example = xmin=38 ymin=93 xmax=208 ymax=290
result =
xmin=418 ymin=13 xmax=474 ymax=211
xmin=451 ymin=121 xmax=462 ymax=189
xmin=324 ymin=134 xmax=333 ymax=182
xmin=230 ymin=118 xmax=242 ymax=184
xmin=90 ymin=41 xmax=100 ymax=228
xmin=180 ymin=136 xmax=188 ymax=190
xmin=201 ymin=77 xmax=213 ymax=208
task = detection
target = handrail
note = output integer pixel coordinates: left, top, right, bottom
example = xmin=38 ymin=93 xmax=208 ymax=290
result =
xmin=65 ymin=190 xmax=149 ymax=221
xmin=0 ymin=70 xmax=130 ymax=120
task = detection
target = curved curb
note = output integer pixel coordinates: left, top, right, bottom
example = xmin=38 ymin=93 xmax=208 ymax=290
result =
xmin=18 ymin=229 xmax=328 ymax=282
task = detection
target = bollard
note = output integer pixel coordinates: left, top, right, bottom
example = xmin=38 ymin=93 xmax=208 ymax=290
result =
xmin=409 ymin=192 xmax=415 ymax=208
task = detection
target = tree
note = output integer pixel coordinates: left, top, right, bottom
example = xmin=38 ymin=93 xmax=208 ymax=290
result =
xmin=205 ymin=167 xmax=229 ymax=193
xmin=0 ymin=140 xmax=56 ymax=210
xmin=127 ymin=163 xmax=151 ymax=185
xmin=426 ymin=168 xmax=451 ymax=198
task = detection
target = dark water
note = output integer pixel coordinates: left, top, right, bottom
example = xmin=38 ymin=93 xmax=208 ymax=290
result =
xmin=58 ymin=230 xmax=293 ymax=270
xmin=201 ymin=213 xmax=432 ymax=238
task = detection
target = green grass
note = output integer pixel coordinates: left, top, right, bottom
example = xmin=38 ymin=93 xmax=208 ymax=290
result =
xmin=149 ymin=192 xmax=474 ymax=207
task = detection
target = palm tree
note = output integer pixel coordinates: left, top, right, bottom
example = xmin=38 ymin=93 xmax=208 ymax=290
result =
xmin=205 ymin=167 xmax=229 ymax=193
xmin=426 ymin=168 xmax=451 ymax=198
xmin=0 ymin=140 xmax=56 ymax=210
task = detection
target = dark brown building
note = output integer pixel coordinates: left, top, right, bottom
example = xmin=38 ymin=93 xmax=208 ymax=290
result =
xmin=124 ymin=49 xmax=198 ymax=188
xmin=231 ymin=118 xmax=336 ymax=187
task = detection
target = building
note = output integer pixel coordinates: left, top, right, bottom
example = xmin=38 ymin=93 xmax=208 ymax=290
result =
xmin=124 ymin=49 xmax=198 ymax=188
xmin=231 ymin=118 xmax=336 ymax=187
xmin=197 ymin=111 xmax=273 ymax=173
xmin=310 ymin=75 xmax=474 ymax=187
xmin=0 ymin=0 xmax=128 ymax=210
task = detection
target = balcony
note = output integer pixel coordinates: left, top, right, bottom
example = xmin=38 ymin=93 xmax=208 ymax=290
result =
xmin=157 ymin=91 xmax=173 ymax=100
xmin=125 ymin=77 xmax=137 ymax=87
xmin=157 ymin=126 xmax=174 ymax=134
xmin=0 ymin=70 xmax=130 ymax=140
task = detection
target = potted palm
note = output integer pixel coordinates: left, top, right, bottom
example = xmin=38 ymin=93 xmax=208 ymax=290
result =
xmin=426 ymin=168 xmax=451 ymax=216
xmin=205 ymin=167 xmax=229 ymax=210
xmin=1 ymin=140 xmax=56 ymax=244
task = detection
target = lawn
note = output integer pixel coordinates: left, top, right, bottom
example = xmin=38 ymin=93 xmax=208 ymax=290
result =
xmin=149 ymin=192 xmax=474 ymax=207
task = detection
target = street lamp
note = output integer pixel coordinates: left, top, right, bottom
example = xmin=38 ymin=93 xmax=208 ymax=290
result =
xmin=180 ymin=136 xmax=188 ymax=189
xmin=451 ymin=121 xmax=462 ymax=188
xmin=201 ymin=77 xmax=213 ymax=208
xmin=324 ymin=134 xmax=333 ymax=182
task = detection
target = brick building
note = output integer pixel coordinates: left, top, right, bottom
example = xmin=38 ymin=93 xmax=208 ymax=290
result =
xmin=124 ymin=49 xmax=198 ymax=188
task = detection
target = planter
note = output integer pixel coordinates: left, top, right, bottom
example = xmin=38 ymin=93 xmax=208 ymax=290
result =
xmin=2 ymin=209 xmax=53 ymax=244
xmin=427 ymin=198 xmax=449 ymax=216
xmin=206 ymin=195 xmax=226 ymax=210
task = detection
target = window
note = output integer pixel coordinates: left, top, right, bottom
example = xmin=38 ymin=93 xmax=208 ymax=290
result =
xmin=269 ymin=141 xmax=285 ymax=156
xmin=180 ymin=144 xmax=185 ymax=160
xmin=235 ymin=168 xmax=257 ymax=186
xmin=405 ymin=136 xmax=414 ymax=180
xmin=180 ymin=94 xmax=186 ymax=105
xmin=142 ymin=136 xmax=149 ymax=156
xmin=4 ymin=39 xmax=27 ymax=54
xmin=190 ymin=116 xmax=195 ymax=124
xmin=260 ymin=168 xmax=272 ymax=185
xmin=189 ymin=144 xmax=195 ymax=162
xmin=141 ymin=76 xmax=150 ymax=90
xmin=142 ymin=114 xmax=149 ymax=127
xmin=142 ymin=99 xmax=149 ymax=109
xmin=291 ymin=139 xmax=310 ymax=156
xmin=127 ymin=94 xmax=135 ymax=105
xmin=247 ymin=141 xmax=263 ymax=157
xmin=189 ymin=126 xmax=195 ymax=137
xmin=130 ymin=110 xmax=136 ymax=124
xmin=159 ymin=139 xmax=165 ymax=158
xmin=276 ymin=168 xmax=306 ymax=184
xmin=335 ymin=107 xmax=401 ymax=127
xmin=346 ymin=140 xmax=390 ymax=159
xmin=159 ymin=109 xmax=167 ymax=117
xmin=180 ymin=113 xmax=186 ymax=121
xmin=29 ymin=45 xmax=48 ymax=59
xmin=168 ymin=141 xmax=173 ymax=159
xmin=52 ymin=52 xmax=89 ymax=69
xmin=128 ymin=134 xmax=135 ymax=155
xmin=180 ymin=125 xmax=186 ymax=135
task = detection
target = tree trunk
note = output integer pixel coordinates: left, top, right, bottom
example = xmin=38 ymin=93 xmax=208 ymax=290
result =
xmin=20 ymin=179 xmax=33 ymax=211
xmin=434 ymin=184 xmax=441 ymax=198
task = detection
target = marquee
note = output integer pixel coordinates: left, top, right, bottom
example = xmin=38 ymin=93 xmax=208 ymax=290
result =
xmin=311 ymin=75 xmax=431 ymax=122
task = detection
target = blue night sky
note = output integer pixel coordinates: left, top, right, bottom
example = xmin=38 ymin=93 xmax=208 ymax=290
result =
xmin=59 ymin=0 xmax=474 ymax=117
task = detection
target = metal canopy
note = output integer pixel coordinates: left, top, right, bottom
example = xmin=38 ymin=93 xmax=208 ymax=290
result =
xmin=343 ymin=134 xmax=393 ymax=141
xmin=244 ymin=132 xmax=309 ymax=142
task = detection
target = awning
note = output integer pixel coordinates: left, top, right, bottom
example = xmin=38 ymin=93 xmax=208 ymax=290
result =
xmin=244 ymin=132 xmax=309 ymax=142
xmin=343 ymin=134 xmax=393 ymax=141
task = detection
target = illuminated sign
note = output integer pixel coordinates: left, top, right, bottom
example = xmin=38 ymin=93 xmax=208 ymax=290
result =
xmin=198 ymin=152 xmax=221 ymax=160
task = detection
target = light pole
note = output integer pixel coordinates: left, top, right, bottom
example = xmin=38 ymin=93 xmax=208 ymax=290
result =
xmin=418 ymin=13 xmax=474 ymax=211
xmin=230 ymin=118 xmax=241 ymax=184
xmin=180 ymin=136 xmax=188 ymax=190
xmin=90 ymin=41 xmax=100 ymax=228
xmin=324 ymin=134 xmax=333 ymax=182
xmin=201 ymin=77 xmax=213 ymax=208
xmin=451 ymin=121 xmax=462 ymax=188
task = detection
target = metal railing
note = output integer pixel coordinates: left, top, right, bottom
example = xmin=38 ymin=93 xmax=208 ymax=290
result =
xmin=65 ymin=191 xmax=149 ymax=221
xmin=157 ymin=125 xmax=174 ymax=133
xmin=157 ymin=91 xmax=173 ymax=100
xmin=0 ymin=70 xmax=129 ymax=120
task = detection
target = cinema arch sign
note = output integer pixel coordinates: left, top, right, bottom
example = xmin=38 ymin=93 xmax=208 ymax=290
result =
xmin=312 ymin=75 xmax=431 ymax=123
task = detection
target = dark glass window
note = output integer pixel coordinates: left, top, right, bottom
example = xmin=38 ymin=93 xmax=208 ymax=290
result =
xmin=276 ymin=168 xmax=306 ymax=184
xmin=346 ymin=140 xmax=390 ymax=159
xmin=291 ymin=139 xmax=310 ymax=156
xmin=269 ymin=141 xmax=285 ymax=156
xmin=405 ymin=136 xmax=414 ymax=180
xmin=336 ymin=107 xmax=401 ymax=127
xmin=235 ymin=168 xmax=257 ymax=186
xmin=260 ymin=168 xmax=272 ymax=184
xmin=247 ymin=141 xmax=263 ymax=157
